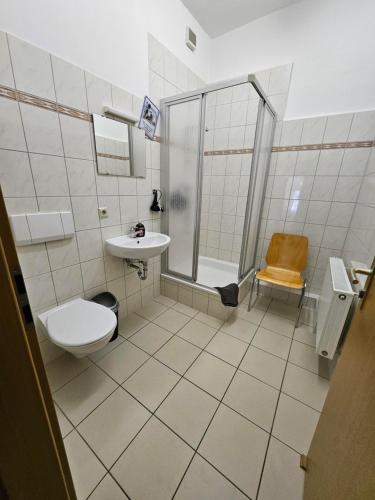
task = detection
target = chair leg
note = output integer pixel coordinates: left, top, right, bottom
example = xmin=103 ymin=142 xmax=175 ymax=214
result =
xmin=295 ymin=281 xmax=306 ymax=328
xmin=248 ymin=274 xmax=257 ymax=312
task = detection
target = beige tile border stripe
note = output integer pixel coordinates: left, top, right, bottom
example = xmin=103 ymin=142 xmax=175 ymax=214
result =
xmin=0 ymin=84 xmax=92 ymax=122
xmin=0 ymin=84 xmax=373 ymax=151
xmin=97 ymin=152 xmax=130 ymax=161
xmin=204 ymin=140 xmax=374 ymax=156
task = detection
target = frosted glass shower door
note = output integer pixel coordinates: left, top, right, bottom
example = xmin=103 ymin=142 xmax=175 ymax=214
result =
xmin=240 ymin=103 xmax=275 ymax=278
xmin=165 ymin=96 xmax=202 ymax=280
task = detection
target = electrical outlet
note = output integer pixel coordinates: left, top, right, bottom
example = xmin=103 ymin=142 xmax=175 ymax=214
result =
xmin=98 ymin=207 xmax=108 ymax=218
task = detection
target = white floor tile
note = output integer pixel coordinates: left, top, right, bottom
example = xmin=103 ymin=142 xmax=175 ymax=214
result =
xmin=78 ymin=388 xmax=150 ymax=468
xmin=46 ymin=353 xmax=91 ymax=392
xmin=153 ymin=295 xmax=176 ymax=307
xmin=289 ymin=341 xmax=320 ymax=374
xmin=268 ymin=300 xmax=299 ymax=321
xmin=172 ymin=302 xmax=199 ymax=317
xmin=118 ymin=312 xmax=148 ymax=338
xmin=272 ymin=393 xmax=320 ymax=454
xmin=136 ymin=300 xmax=168 ymax=320
xmin=198 ymin=404 xmax=268 ymax=498
xmin=64 ymin=431 xmax=106 ymax=500
xmin=55 ymin=404 xmax=73 ymax=438
xmin=252 ymin=327 xmax=291 ymax=360
xmin=185 ymin=351 xmax=236 ymax=399
xmin=97 ymin=341 xmax=149 ymax=383
xmin=224 ymin=371 xmax=279 ymax=431
xmin=89 ymin=475 xmax=128 ymax=500
xmin=282 ymin=363 xmax=329 ymax=411
xmin=156 ymin=379 xmax=219 ymax=448
xmin=258 ymin=437 xmax=304 ymax=500
xmin=221 ymin=316 xmax=258 ymax=343
xmin=205 ymin=331 xmax=248 ymax=367
xmin=260 ymin=312 xmax=295 ymax=338
xmin=88 ymin=336 xmax=125 ymax=362
xmin=129 ymin=322 xmax=172 ymax=355
xmin=233 ymin=304 xmax=266 ymax=325
xmin=240 ymin=345 xmax=286 ymax=389
xmin=54 ymin=365 xmax=117 ymax=425
xmin=123 ymin=358 xmax=180 ymax=411
xmin=175 ymin=454 xmax=247 ymax=500
xmin=154 ymin=336 xmax=201 ymax=374
xmin=154 ymin=308 xmax=191 ymax=333
xmin=177 ymin=319 xmax=217 ymax=348
xmin=293 ymin=324 xmax=316 ymax=347
xmin=111 ymin=417 xmax=194 ymax=500
xmin=195 ymin=311 xmax=224 ymax=329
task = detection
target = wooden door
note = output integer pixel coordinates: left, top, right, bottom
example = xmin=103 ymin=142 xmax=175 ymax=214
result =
xmin=0 ymin=188 xmax=76 ymax=500
xmin=304 ymin=261 xmax=375 ymax=499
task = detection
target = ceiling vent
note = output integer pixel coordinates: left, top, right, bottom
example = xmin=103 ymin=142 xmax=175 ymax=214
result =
xmin=185 ymin=27 xmax=196 ymax=52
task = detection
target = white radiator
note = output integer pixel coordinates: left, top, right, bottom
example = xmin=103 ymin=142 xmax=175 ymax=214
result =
xmin=316 ymin=257 xmax=355 ymax=359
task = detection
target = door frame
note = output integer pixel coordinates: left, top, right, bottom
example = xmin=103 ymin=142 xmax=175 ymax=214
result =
xmin=0 ymin=187 xmax=76 ymax=499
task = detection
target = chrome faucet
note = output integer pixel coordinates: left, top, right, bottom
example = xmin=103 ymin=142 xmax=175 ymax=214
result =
xmin=128 ymin=226 xmax=143 ymax=238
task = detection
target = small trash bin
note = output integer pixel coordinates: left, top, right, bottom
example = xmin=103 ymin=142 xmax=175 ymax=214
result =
xmin=91 ymin=292 xmax=119 ymax=342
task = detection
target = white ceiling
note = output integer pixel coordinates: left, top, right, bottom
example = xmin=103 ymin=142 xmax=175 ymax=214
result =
xmin=181 ymin=0 xmax=303 ymax=38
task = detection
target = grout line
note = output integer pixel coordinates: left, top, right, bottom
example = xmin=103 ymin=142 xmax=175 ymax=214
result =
xmin=51 ymin=297 xmax=323 ymax=499
xmin=171 ymin=298 xmax=274 ymax=499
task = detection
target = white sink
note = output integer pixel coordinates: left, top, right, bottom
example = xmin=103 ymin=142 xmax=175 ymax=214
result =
xmin=106 ymin=232 xmax=171 ymax=260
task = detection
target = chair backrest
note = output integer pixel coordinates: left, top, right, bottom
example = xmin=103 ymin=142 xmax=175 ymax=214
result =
xmin=266 ymin=233 xmax=308 ymax=272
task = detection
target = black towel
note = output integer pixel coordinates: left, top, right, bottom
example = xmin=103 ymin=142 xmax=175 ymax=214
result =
xmin=215 ymin=283 xmax=239 ymax=307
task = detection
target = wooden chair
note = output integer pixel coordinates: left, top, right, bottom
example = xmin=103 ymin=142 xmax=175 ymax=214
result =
xmin=248 ymin=233 xmax=308 ymax=327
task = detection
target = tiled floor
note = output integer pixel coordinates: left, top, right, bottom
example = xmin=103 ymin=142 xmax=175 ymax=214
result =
xmin=46 ymin=295 xmax=330 ymax=500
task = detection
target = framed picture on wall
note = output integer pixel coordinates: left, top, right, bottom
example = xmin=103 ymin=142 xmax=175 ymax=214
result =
xmin=139 ymin=96 xmax=160 ymax=139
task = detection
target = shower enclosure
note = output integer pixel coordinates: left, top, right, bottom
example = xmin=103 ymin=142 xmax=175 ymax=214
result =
xmin=160 ymin=75 xmax=276 ymax=292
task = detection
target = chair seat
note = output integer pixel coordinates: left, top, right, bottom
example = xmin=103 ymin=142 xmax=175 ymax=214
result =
xmin=256 ymin=266 xmax=304 ymax=289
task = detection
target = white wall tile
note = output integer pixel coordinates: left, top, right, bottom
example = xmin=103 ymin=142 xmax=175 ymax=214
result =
xmin=60 ymin=115 xmax=93 ymax=160
xmin=316 ymin=149 xmax=343 ymax=175
xmin=333 ymin=176 xmax=361 ymax=202
xmin=8 ymin=34 xmax=55 ymax=100
xmin=340 ymin=148 xmax=370 ymax=176
xmin=52 ymin=264 xmax=83 ymax=302
xmin=348 ymin=111 xmax=375 ymax=141
xmin=71 ymin=196 xmax=99 ymax=230
xmin=310 ymin=176 xmax=337 ymax=201
xmin=0 ymin=32 xmax=14 ymax=87
xmin=25 ymin=272 xmax=57 ymax=310
xmin=327 ymin=202 xmax=354 ymax=227
xmin=85 ymin=72 xmax=112 ymax=114
xmin=66 ymin=158 xmax=96 ymax=196
xmin=0 ymin=149 xmax=35 ymax=197
xmin=20 ymin=103 xmax=63 ymax=155
xmin=81 ymin=258 xmax=106 ymax=290
xmin=30 ymin=154 xmax=69 ymax=196
xmin=300 ymin=117 xmax=327 ymax=144
xmin=0 ymin=97 xmax=27 ymax=150
xmin=323 ymin=113 xmax=353 ymax=143
xmin=76 ymin=228 xmax=103 ymax=262
xmin=52 ymin=56 xmax=88 ymax=111
xmin=47 ymin=237 xmax=79 ymax=270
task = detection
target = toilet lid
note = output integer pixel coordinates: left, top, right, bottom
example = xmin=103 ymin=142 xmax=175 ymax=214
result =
xmin=46 ymin=300 xmax=117 ymax=347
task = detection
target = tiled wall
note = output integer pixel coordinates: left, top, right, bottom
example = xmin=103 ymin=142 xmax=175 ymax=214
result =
xmin=258 ymin=110 xmax=375 ymax=297
xmin=199 ymin=65 xmax=292 ymax=264
xmin=342 ymin=145 xmax=375 ymax=267
xmin=0 ymin=31 xmax=203 ymax=364
xmin=200 ymin=85 xmax=259 ymax=263
xmin=148 ymin=34 xmax=205 ymax=119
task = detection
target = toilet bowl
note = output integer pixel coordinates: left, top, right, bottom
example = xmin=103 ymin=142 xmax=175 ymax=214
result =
xmin=38 ymin=298 xmax=117 ymax=358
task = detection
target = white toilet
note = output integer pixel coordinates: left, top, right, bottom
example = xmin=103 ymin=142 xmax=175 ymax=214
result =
xmin=38 ymin=298 xmax=117 ymax=357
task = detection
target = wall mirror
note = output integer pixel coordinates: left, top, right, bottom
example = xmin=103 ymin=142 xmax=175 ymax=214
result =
xmin=93 ymin=114 xmax=146 ymax=178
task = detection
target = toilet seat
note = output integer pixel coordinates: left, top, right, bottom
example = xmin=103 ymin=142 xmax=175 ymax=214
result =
xmin=46 ymin=299 xmax=117 ymax=348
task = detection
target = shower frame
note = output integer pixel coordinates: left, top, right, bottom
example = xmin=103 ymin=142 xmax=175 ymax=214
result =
xmin=160 ymin=74 xmax=276 ymax=292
